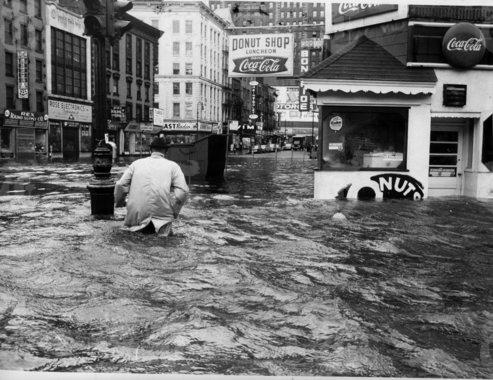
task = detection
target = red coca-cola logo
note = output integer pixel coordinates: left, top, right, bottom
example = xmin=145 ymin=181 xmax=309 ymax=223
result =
xmin=442 ymin=23 xmax=486 ymax=69
xmin=233 ymin=56 xmax=288 ymax=74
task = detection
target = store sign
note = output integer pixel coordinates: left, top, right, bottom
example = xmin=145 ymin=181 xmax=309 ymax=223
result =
xmin=229 ymin=33 xmax=294 ymax=77
xmin=48 ymin=4 xmax=85 ymax=35
xmin=274 ymin=86 xmax=318 ymax=123
xmin=17 ymin=51 xmax=29 ymax=99
xmin=332 ymin=3 xmax=398 ymax=24
xmin=48 ymin=100 xmax=92 ymax=122
xmin=329 ymin=116 xmax=343 ymax=131
xmin=370 ymin=174 xmax=424 ymax=200
xmin=4 ymin=109 xmax=47 ymax=122
xmin=300 ymin=38 xmax=323 ymax=50
xmin=152 ymin=108 xmax=165 ymax=127
xmin=300 ymin=49 xmax=310 ymax=74
xmin=442 ymin=23 xmax=486 ymax=69
xmin=161 ymin=122 xmax=211 ymax=132
xmin=443 ymin=84 xmax=467 ymax=107
xmin=299 ymin=86 xmax=310 ymax=112
xmin=429 ymin=167 xmax=457 ymax=177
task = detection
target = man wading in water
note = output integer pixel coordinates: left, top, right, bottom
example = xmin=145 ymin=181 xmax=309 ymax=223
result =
xmin=114 ymin=136 xmax=189 ymax=236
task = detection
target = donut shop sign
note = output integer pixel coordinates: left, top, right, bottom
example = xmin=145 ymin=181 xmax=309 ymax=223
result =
xmin=228 ymin=33 xmax=294 ymax=77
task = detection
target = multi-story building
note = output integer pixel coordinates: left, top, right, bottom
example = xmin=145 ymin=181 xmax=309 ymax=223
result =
xmin=46 ymin=0 xmax=93 ymax=161
xmin=0 ymin=0 xmax=48 ymax=161
xmin=104 ymin=14 xmax=162 ymax=156
xmin=131 ymin=1 xmax=229 ymax=140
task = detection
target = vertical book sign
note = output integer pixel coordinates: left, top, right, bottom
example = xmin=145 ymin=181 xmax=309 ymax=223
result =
xmin=18 ymin=50 xmax=29 ymax=99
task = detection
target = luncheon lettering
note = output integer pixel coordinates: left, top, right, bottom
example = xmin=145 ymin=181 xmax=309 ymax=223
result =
xmin=232 ymin=36 xmax=291 ymax=51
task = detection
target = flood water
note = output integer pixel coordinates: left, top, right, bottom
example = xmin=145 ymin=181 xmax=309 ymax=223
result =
xmin=0 ymin=154 xmax=492 ymax=377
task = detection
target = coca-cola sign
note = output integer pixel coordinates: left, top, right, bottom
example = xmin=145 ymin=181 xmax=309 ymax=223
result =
xmin=442 ymin=23 xmax=486 ymax=69
xmin=229 ymin=33 xmax=294 ymax=77
xmin=332 ymin=3 xmax=398 ymax=24
xmin=232 ymin=57 xmax=288 ymax=75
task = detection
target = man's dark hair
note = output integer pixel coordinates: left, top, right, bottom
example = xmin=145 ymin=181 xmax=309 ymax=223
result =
xmin=150 ymin=136 xmax=169 ymax=152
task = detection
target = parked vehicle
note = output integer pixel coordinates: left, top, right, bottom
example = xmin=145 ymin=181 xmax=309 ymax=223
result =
xmin=283 ymin=142 xmax=292 ymax=150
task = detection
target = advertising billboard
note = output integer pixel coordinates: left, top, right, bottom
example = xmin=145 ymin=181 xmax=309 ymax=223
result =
xmin=274 ymin=86 xmax=318 ymax=123
xmin=228 ymin=33 xmax=294 ymax=77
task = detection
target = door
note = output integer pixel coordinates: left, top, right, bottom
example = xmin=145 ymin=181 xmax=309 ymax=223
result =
xmin=428 ymin=121 xmax=464 ymax=196
xmin=63 ymin=126 xmax=79 ymax=161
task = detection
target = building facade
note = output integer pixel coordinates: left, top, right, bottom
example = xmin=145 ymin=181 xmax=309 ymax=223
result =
xmin=131 ymin=1 xmax=229 ymax=140
xmin=303 ymin=4 xmax=493 ymax=200
xmin=0 ymin=0 xmax=48 ymax=161
xmin=46 ymin=0 xmax=92 ymax=161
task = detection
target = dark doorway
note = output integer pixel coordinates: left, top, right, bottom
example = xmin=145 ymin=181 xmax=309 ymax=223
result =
xmin=63 ymin=127 xmax=79 ymax=161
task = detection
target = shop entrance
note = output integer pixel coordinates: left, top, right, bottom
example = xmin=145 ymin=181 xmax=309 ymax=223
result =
xmin=428 ymin=120 xmax=466 ymax=196
xmin=63 ymin=126 xmax=79 ymax=161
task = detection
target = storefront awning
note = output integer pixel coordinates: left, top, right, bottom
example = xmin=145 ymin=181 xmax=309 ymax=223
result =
xmin=301 ymin=35 xmax=437 ymax=96
xmin=124 ymin=122 xmax=141 ymax=132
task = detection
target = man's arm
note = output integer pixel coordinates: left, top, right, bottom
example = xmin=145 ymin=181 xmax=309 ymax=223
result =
xmin=114 ymin=164 xmax=134 ymax=207
xmin=171 ymin=165 xmax=189 ymax=218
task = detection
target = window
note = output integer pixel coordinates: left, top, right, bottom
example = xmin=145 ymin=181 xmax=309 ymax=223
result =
xmin=145 ymin=85 xmax=150 ymax=102
xmin=106 ymin=75 xmax=111 ymax=94
xmin=321 ymin=10 xmax=325 ymax=17
xmin=172 ymin=20 xmax=180 ymax=33
xmin=185 ymin=20 xmax=193 ymax=34
xmin=269 ymin=13 xmax=273 ymax=19
xmin=321 ymin=107 xmax=408 ymax=171
xmin=151 ymin=19 xmax=159 ymax=28
xmin=113 ymin=43 xmax=119 ymax=71
xmin=313 ymin=11 xmax=318 ymax=17
xmin=4 ymin=19 xmax=13 ymax=44
xmin=6 ymin=85 xmax=15 ymax=109
xmin=125 ymin=34 xmax=132 ymax=74
xmin=137 ymin=84 xmax=142 ymax=100
xmin=144 ymin=105 xmax=150 ymax=121
xmin=482 ymin=116 xmax=493 ymax=171
xmin=5 ymin=51 xmax=14 ymax=77
xmin=113 ymin=77 xmax=119 ymax=95
xmin=136 ymin=38 xmax=142 ymax=78
xmin=22 ymin=98 xmax=30 ymax=111
xmin=36 ymin=59 xmax=43 ymax=82
xmin=173 ymin=103 xmax=180 ymax=117
xmin=36 ymin=91 xmax=44 ymax=113
xmin=35 ymin=29 xmax=43 ymax=52
xmin=185 ymin=82 xmax=192 ymax=95
xmin=281 ymin=12 xmax=284 ymax=18
xmin=35 ymin=0 xmax=42 ymax=18
xmin=21 ymin=24 xmax=28 ymax=47
xmin=173 ymin=42 xmax=179 ymax=56
xmin=51 ymin=27 xmax=87 ymax=99
xmin=126 ymin=80 xmax=132 ymax=98
xmin=269 ymin=2 xmax=273 ymax=8
xmin=5 ymin=0 xmax=12 ymax=7
xmin=144 ymin=42 xmax=150 ymax=80
xmin=136 ymin=104 xmax=142 ymax=121
xmin=185 ymin=63 xmax=192 ymax=75
xmin=20 ymin=0 xmax=27 ymax=13
xmin=173 ymin=62 xmax=180 ymax=74
xmin=185 ymin=42 xmax=192 ymax=57
xmin=173 ymin=82 xmax=180 ymax=95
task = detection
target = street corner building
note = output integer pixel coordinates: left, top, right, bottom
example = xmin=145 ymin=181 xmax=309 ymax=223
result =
xmin=302 ymin=4 xmax=493 ymax=200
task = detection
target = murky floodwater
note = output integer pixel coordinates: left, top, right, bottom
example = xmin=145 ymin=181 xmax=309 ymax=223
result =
xmin=0 ymin=154 xmax=492 ymax=377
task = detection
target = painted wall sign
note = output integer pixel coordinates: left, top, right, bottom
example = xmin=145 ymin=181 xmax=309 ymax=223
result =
xmin=332 ymin=3 xmax=398 ymax=24
xmin=229 ymin=34 xmax=294 ymax=77
xmin=370 ymin=174 xmax=424 ymax=200
xmin=442 ymin=23 xmax=486 ymax=69
xmin=300 ymin=49 xmax=310 ymax=74
xmin=274 ymin=86 xmax=318 ymax=123
xmin=329 ymin=116 xmax=343 ymax=131
xmin=299 ymin=85 xmax=310 ymax=112
xmin=17 ymin=51 xmax=29 ymax=99
xmin=48 ymin=100 xmax=92 ymax=122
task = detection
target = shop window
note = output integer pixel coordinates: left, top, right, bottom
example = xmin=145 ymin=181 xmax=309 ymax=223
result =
xmin=80 ymin=124 xmax=92 ymax=152
xmin=1 ymin=127 xmax=13 ymax=156
xmin=35 ymin=129 xmax=46 ymax=154
xmin=321 ymin=107 xmax=408 ymax=171
xmin=49 ymin=122 xmax=62 ymax=153
xmin=482 ymin=115 xmax=493 ymax=171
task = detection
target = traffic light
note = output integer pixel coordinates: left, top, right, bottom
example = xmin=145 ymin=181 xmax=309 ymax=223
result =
xmin=107 ymin=0 xmax=133 ymax=44
xmin=83 ymin=0 xmax=107 ymax=38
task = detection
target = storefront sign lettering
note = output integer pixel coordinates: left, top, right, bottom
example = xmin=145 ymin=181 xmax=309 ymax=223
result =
xmin=299 ymin=85 xmax=310 ymax=112
xmin=48 ymin=100 xmax=92 ymax=122
xmin=229 ymin=33 xmax=294 ymax=77
xmin=4 ymin=109 xmax=47 ymax=122
xmin=332 ymin=3 xmax=398 ymax=24
xmin=17 ymin=51 xmax=29 ymax=99
xmin=370 ymin=174 xmax=424 ymax=200
xmin=442 ymin=23 xmax=486 ymax=69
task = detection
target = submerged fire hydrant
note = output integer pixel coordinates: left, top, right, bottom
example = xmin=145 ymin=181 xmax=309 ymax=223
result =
xmin=87 ymin=140 xmax=115 ymax=218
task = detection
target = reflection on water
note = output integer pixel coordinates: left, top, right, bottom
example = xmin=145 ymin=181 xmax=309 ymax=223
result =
xmin=0 ymin=156 xmax=492 ymax=377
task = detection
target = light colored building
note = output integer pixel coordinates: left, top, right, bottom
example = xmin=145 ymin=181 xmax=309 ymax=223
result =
xmin=131 ymin=1 xmax=229 ymax=137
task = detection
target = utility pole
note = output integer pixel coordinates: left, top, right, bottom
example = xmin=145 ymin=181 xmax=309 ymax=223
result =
xmin=84 ymin=0 xmax=133 ymax=218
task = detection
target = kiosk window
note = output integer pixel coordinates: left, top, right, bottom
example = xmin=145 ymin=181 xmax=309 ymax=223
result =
xmin=321 ymin=107 xmax=408 ymax=171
